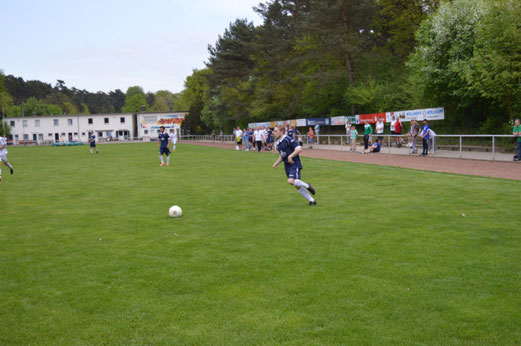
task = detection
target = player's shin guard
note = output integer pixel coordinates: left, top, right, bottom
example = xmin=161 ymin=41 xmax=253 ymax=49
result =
xmin=298 ymin=187 xmax=315 ymax=202
xmin=160 ymin=155 xmax=164 ymax=164
xmin=90 ymin=149 xmax=93 ymax=154
xmin=294 ymin=179 xmax=309 ymax=189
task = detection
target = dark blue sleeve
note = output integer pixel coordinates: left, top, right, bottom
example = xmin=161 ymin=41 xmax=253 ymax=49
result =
xmin=289 ymin=138 xmax=299 ymax=150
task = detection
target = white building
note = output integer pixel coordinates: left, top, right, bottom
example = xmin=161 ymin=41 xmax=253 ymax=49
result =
xmin=3 ymin=112 xmax=187 ymax=144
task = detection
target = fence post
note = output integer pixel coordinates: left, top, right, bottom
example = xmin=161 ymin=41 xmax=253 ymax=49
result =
xmin=492 ymin=136 xmax=495 ymax=161
xmin=388 ymin=135 xmax=391 ymax=154
xmin=341 ymin=135 xmax=343 ymax=150
xmin=459 ymin=136 xmax=463 ymax=158
xmin=328 ymin=135 xmax=330 ymax=150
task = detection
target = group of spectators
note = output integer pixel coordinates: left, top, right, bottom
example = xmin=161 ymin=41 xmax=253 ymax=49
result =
xmin=230 ymin=125 xmax=321 ymax=152
xmin=344 ymin=117 xmax=436 ymax=156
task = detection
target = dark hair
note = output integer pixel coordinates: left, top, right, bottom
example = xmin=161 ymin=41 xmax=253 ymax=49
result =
xmin=160 ymin=126 xmax=165 ymax=129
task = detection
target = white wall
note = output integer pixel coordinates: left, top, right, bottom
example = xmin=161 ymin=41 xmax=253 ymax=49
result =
xmin=4 ymin=114 xmax=135 ymax=143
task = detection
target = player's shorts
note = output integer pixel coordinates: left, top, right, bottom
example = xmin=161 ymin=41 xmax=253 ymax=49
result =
xmin=90 ymin=142 xmax=96 ymax=148
xmin=0 ymin=153 xmax=8 ymax=162
xmin=372 ymin=147 xmax=380 ymax=153
xmin=309 ymin=138 xmax=314 ymax=144
xmin=237 ymin=140 xmax=242 ymax=145
xmin=159 ymin=147 xmax=171 ymax=155
xmin=284 ymin=164 xmax=301 ymax=180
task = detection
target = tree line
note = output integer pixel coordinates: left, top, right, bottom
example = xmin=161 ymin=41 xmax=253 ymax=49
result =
xmin=0 ymin=73 xmax=183 ymax=118
xmin=176 ymin=0 xmax=521 ymax=134
xmin=2 ymin=0 xmax=520 ymax=136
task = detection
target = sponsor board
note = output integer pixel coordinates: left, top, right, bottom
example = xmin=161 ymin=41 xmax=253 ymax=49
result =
xmin=296 ymin=119 xmax=307 ymax=127
xmin=306 ymin=118 xmax=330 ymax=126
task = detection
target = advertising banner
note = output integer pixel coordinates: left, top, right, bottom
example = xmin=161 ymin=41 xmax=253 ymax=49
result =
xmin=387 ymin=108 xmax=445 ymax=122
xmin=296 ymin=119 xmax=307 ymax=127
xmin=330 ymin=116 xmax=346 ymax=126
xmin=306 ymin=118 xmax=330 ymax=126
xmin=357 ymin=113 xmax=385 ymax=124
xmin=140 ymin=114 xmax=184 ymax=130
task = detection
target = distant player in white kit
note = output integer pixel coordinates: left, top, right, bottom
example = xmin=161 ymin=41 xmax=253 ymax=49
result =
xmin=0 ymin=135 xmax=14 ymax=182
xmin=170 ymin=129 xmax=177 ymax=151
xmin=272 ymin=125 xmax=316 ymax=206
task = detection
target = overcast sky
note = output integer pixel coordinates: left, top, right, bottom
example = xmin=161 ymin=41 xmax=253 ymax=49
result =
xmin=1 ymin=0 xmax=262 ymax=94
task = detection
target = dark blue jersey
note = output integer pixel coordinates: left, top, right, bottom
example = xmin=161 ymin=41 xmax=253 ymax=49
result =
xmin=89 ymin=135 xmax=96 ymax=143
xmin=287 ymin=128 xmax=294 ymax=138
xmin=158 ymin=132 xmax=170 ymax=148
xmin=277 ymin=135 xmax=302 ymax=169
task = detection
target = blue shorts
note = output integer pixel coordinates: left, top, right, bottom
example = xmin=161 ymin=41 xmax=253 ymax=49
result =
xmin=90 ymin=142 xmax=96 ymax=148
xmin=159 ymin=147 xmax=171 ymax=155
xmin=284 ymin=164 xmax=301 ymax=180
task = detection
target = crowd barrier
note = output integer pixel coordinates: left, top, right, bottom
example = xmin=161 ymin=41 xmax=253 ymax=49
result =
xmin=181 ymin=134 xmax=518 ymax=162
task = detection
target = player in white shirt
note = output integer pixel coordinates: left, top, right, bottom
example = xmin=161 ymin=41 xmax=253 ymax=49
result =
xmin=169 ymin=129 xmax=178 ymax=151
xmin=0 ymin=136 xmax=14 ymax=182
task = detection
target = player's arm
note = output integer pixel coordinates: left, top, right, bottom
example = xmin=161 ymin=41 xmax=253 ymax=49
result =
xmin=273 ymin=156 xmax=283 ymax=168
xmin=288 ymin=146 xmax=302 ymax=164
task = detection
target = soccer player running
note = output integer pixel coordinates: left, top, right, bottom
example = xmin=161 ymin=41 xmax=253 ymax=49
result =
xmin=158 ymin=126 xmax=171 ymax=166
xmin=272 ymin=125 xmax=317 ymax=206
xmin=89 ymin=132 xmax=98 ymax=154
xmin=0 ymin=135 xmax=14 ymax=182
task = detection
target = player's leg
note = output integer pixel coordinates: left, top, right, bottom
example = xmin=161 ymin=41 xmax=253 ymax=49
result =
xmin=159 ymin=148 xmax=165 ymax=165
xmin=288 ymin=168 xmax=315 ymax=204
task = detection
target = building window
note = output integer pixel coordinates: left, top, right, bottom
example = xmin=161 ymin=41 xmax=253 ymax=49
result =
xmin=88 ymin=118 xmax=93 ymax=124
xmin=48 ymin=133 xmax=52 ymax=137
xmin=120 ymin=117 xmax=125 ymax=124
xmin=10 ymin=121 xmax=15 ymax=127
xmin=68 ymin=119 xmax=73 ymax=126
xmin=23 ymin=134 xmax=29 ymax=140
xmin=74 ymin=132 xmax=78 ymax=136
xmin=35 ymin=120 xmax=40 ymax=127
xmin=98 ymin=132 xmax=103 ymax=137
xmin=104 ymin=118 xmax=109 ymax=124
xmin=54 ymin=119 xmax=59 ymax=126
xmin=144 ymin=130 xmax=149 ymax=135
xmin=81 ymin=132 xmax=85 ymax=136
xmin=23 ymin=120 xmax=28 ymax=127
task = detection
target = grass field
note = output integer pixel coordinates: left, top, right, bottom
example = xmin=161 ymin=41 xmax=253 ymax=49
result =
xmin=1 ymin=143 xmax=520 ymax=344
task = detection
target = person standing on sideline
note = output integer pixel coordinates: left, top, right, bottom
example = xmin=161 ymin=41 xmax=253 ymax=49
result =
xmin=363 ymin=120 xmax=372 ymax=150
xmin=395 ymin=117 xmax=402 ymax=147
xmin=0 ymin=135 xmax=14 ymax=182
xmin=420 ymin=119 xmax=430 ymax=156
xmin=220 ymin=129 xmax=224 ymax=142
xmin=345 ymin=119 xmax=352 ymax=145
xmin=408 ymin=119 xmax=419 ymax=153
xmin=158 ymin=126 xmax=171 ymax=166
xmin=389 ymin=116 xmax=396 ymax=145
xmin=314 ymin=122 xmax=320 ymax=146
xmin=513 ymin=118 xmax=521 ymax=161
xmin=349 ymin=125 xmax=358 ymax=152
xmin=272 ymin=125 xmax=316 ymax=206
xmin=308 ymin=127 xmax=314 ymax=149
xmin=376 ymin=117 xmax=384 ymax=144
xmin=235 ymin=126 xmax=243 ymax=151
xmin=89 ymin=131 xmax=98 ymax=154
xmin=254 ymin=127 xmax=262 ymax=152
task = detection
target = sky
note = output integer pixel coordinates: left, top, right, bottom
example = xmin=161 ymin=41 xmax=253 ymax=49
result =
xmin=1 ymin=0 xmax=263 ymax=94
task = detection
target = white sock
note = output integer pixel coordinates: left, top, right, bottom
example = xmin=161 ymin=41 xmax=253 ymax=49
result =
xmin=90 ymin=149 xmax=93 ymax=154
xmin=167 ymin=156 xmax=170 ymax=164
xmin=298 ymin=188 xmax=315 ymax=202
xmin=294 ymin=179 xmax=309 ymax=189
xmin=6 ymin=163 xmax=12 ymax=169
xmin=160 ymin=156 xmax=164 ymax=164
xmin=0 ymin=167 xmax=2 ymax=175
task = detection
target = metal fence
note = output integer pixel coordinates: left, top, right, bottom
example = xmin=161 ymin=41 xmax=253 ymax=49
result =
xmin=181 ymin=134 xmax=518 ymax=162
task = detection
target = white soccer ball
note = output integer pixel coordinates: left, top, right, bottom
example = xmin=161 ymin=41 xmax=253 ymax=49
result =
xmin=168 ymin=205 xmax=182 ymax=218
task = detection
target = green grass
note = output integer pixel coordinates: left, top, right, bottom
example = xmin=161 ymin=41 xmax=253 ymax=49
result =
xmin=1 ymin=143 xmax=520 ymax=344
